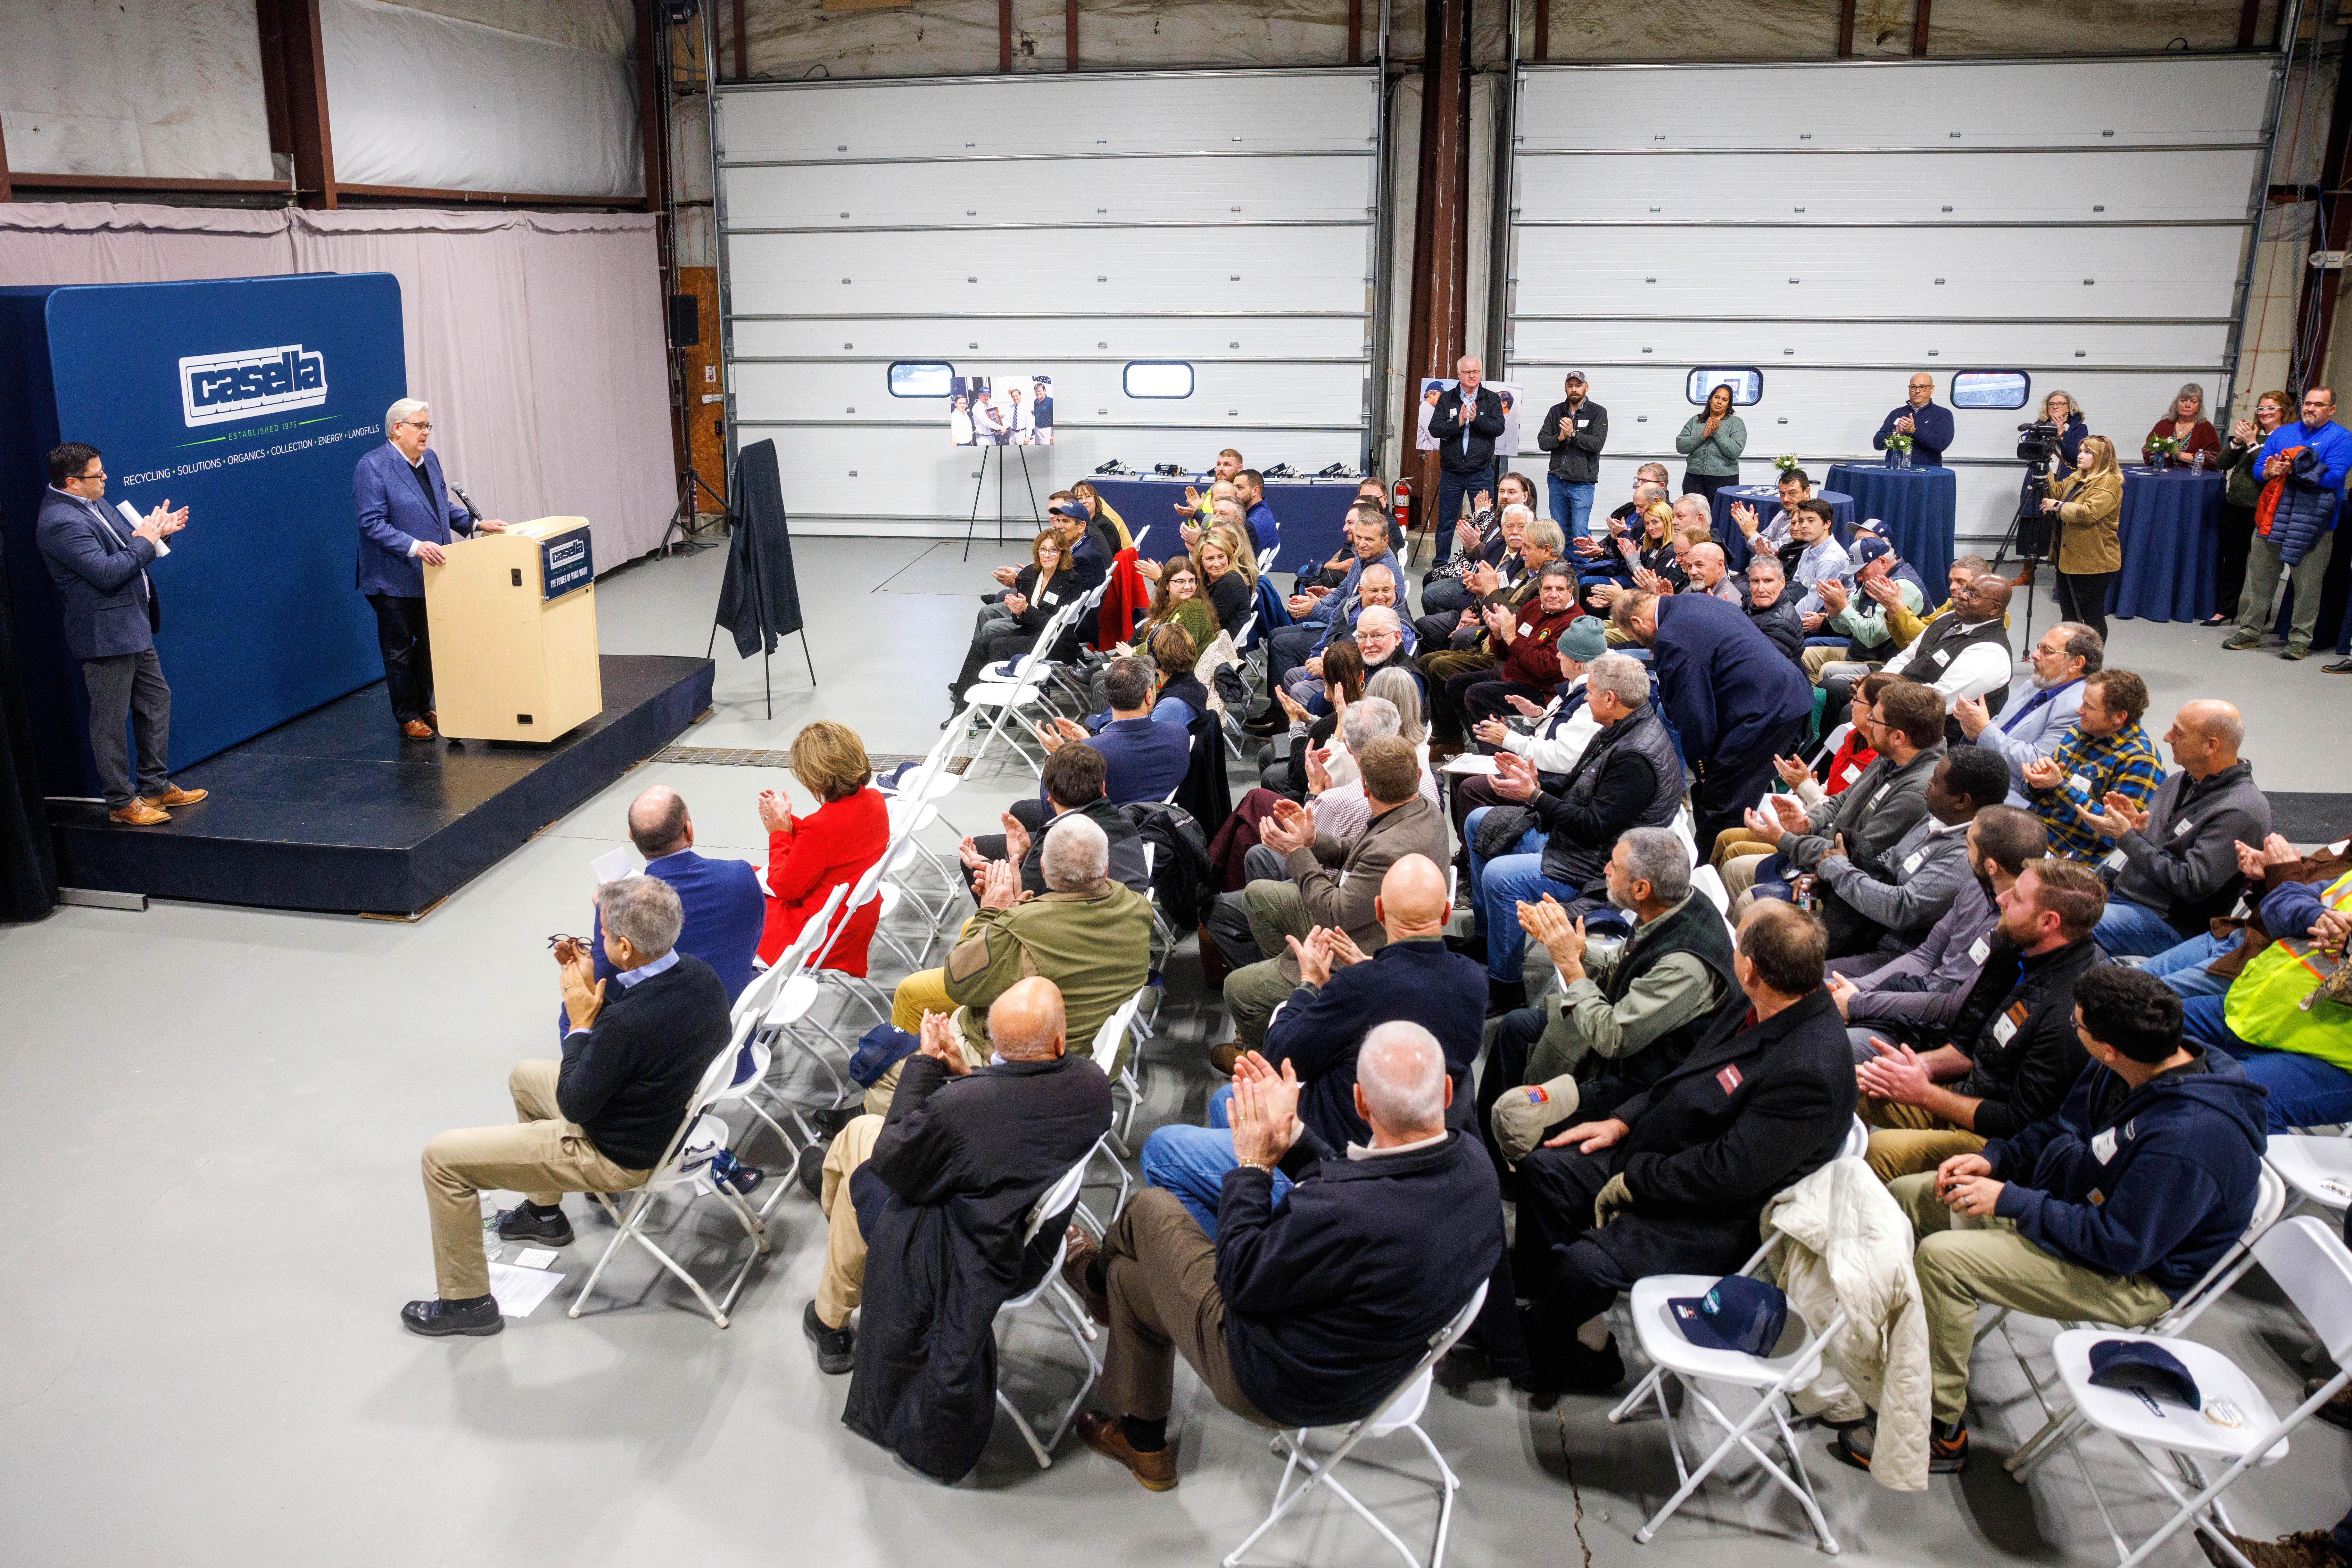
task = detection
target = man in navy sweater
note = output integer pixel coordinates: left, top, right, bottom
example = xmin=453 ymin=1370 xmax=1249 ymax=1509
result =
xmin=1849 ymin=965 xmax=2268 ymax=1475
xmin=1613 ymin=588 xmax=1813 ymax=847
xmin=1067 ymin=1022 xmax=1502 ymax=1490
xmin=1872 ymin=373 xmax=1955 ymax=467
xmin=582 ymin=786 xmax=764 ymax=1004
xmin=1137 ymin=856 xmax=1483 ymax=1232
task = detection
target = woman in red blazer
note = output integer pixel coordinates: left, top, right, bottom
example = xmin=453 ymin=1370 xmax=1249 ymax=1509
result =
xmin=756 ymin=721 xmax=890 ymax=972
xmin=2141 ymin=383 xmax=2221 ymax=468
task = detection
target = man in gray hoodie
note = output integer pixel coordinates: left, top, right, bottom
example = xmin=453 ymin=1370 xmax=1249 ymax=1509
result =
xmin=2073 ymin=700 xmax=2270 ymax=957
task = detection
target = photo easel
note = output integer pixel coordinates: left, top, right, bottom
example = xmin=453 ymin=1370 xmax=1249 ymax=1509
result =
xmin=961 ymin=443 xmax=1045 ymax=560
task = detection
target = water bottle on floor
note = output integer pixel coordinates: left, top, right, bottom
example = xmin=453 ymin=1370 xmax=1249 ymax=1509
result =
xmin=479 ymin=1192 xmax=505 ymax=1264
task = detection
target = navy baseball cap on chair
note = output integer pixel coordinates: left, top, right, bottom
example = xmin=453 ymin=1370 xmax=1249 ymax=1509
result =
xmin=1669 ymin=1275 xmax=1789 ymax=1356
xmin=2088 ymin=1340 xmax=2201 ymax=1408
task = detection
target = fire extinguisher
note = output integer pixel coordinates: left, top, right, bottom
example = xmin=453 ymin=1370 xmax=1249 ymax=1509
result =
xmin=1393 ymin=477 xmax=1412 ymax=543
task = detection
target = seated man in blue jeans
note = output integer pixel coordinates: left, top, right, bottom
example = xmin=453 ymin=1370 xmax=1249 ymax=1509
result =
xmin=2179 ymin=858 xmax=2352 ymax=1130
xmin=1139 ymin=855 xmax=1483 ymax=1233
xmin=2140 ymin=832 xmax=2347 ymax=1000
xmin=1461 ymin=652 xmax=1684 ymax=1015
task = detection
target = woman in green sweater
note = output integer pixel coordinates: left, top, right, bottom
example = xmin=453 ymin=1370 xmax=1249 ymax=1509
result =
xmin=1675 ymin=382 xmax=1748 ymax=505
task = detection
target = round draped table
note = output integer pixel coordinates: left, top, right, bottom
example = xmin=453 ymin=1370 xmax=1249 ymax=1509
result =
xmin=1708 ymin=484 xmax=1856 ymax=572
xmin=2108 ymin=466 xmax=2224 ymax=623
xmin=1824 ymin=463 xmax=1957 ymax=595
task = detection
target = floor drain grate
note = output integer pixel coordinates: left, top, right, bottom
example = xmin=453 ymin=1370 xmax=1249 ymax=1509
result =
xmin=654 ymin=747 xmax=936 ymax=772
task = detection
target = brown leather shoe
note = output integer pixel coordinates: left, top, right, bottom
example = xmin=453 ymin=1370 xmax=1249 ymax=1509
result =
xmin=424 ymin=709 xmax=437 ymax=730
xmin=150 ymin=785 xmax=207 ymax=807
xmin=1060 ymin=1224 xmax=1108 ymax=1324
xmin=109 ymin=801 xmax=170 ymax=826
xmin=1208 ymin=1042 xmax=1245 ymax=1076
xmin=401 ymin=719 xmax=435 ymax=739
xmin=1075 ymin=1412 xmax=1178 ymax=1491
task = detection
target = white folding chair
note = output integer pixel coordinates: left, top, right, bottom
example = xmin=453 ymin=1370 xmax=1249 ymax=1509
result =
xmin=2002 ymin=1162 xmax=2290 ymax=1481
xmin=1690 ymin=864 xmax=1731 ymax=916
xmin=960 ymin=599 xmax=1084 ymax=772
xmin=567 ymin=1037 xmax=772 ymax=1328
xmin=2262 ymin=1133 xmax=2352 ymax=1214
xmin=1257 ymin=544 xmax=1279 ymax=575
xmin=1807 ymin=721 xmax=1853 ymax=769
xmin=1072 ymin=989 xmax=1151 ymax=1236
xmin=1131 ymin=524 xmax=1151 ymax=552
xmin=756 ymin=883 xmax=871 ymax=1120
xmin=1669 ymin=804 xmax=1699 ymax=868
xmin=1606 ymin=1224 xmax=1846 ymax=1554
xmin=2039 ymin=1215 xmax=2352 ymax=1568
xmin=993 ymin=1154 xmax=1104 ymax=1468
xmin=1224 ymin=1280 xmax=1488 ymax=1568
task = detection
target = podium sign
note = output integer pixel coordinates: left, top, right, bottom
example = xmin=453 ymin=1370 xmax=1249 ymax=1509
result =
xmin=424 ymin=516 xmax=603 ymax=743
xmin=540 ymin=526 xmax=593 ymax=600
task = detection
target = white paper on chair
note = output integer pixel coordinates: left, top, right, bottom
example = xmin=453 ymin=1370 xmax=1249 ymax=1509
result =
xmin=1442 ymin=754 xmax=1499 ymax=776
xmin=487 ymin=1262 xmax=567 ymax=1317
xmin=590 ymin=846 xmax=633 ymax=885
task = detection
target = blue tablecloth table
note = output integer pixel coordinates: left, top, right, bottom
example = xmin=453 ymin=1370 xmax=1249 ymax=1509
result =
xmin=1078 ymin=475 xmax=1362 ymax=574
xmin=1824 ymin=463 xmax=1958 ymax=596
xmin=2108 ymin=466 xmax=2224 ymax=623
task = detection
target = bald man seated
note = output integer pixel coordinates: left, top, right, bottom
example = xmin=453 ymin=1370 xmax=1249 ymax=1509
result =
xmin=1138 ymin=855 xmax=1485 ymax=1235
xmin=806 ymin=978 xmax=1113 ymax=1410
xmin=583 ymin=785 xmax=766 ymax=1006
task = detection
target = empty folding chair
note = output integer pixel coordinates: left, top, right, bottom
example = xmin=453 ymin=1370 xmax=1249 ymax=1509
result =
xmin=2039 ymin=1215 xmax=2352 ymax=1568
xmin=1605 ymin=1226 xmax=1846 ymax=1554
xmin=2262 ymin=1133 xmax=2352 ymax=1216
xmin=2001 ymin=1161 xmax=2290 ymax=1481
xmin=568 ymin=1033 xmax=773 ymax=1328
xmin=1690 ymin=864 xmax=1732 ymax=916
xmin=1073 ymin=989 xmax=1151 ymax=1236
xmin=1224 ymin=1281 xmax=1488 ymax=1568
xmin=959 ymin=599 xmax=1083 ymax=772
xmin=993 ymin=1153 xmax=1103 ymax=1468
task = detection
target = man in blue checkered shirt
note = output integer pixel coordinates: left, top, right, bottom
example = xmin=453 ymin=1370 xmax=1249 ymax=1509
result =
xmin=2020 ymin=668 xmax=2164 ymax=863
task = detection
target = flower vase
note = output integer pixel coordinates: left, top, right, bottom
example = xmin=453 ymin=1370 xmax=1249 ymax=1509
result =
xmin=1892 ymin=448 xmax=1913 ymax=471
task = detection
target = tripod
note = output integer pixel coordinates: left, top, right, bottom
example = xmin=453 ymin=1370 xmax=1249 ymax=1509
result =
xmin=1989 ymin=463 xmax=2054 ymax=650
xmin=961 ymin=444 xmax=1044 ymax=560
xmin=658 ymin=464 xmax=728 ymax=558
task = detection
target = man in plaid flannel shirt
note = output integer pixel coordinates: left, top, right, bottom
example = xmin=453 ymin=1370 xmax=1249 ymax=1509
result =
xmin=2020 ymin=669 xmax=2164 ymax=862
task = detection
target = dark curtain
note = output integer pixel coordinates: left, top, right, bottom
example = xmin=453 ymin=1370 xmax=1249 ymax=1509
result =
xmin=715 ymin=439 xmax=806 ymax=658
xmin=0 ymin=528 xmax=60 ymax=920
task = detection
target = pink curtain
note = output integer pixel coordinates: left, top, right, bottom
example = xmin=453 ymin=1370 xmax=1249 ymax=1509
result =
xmin=0 ymin=202 xmax=674 ymax=570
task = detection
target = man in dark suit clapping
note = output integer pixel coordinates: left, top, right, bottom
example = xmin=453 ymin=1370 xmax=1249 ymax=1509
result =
xmin=352 ymin=398 xmax=506 ymax=738
xmin=35 ymin=441 xmax=206 ymax=826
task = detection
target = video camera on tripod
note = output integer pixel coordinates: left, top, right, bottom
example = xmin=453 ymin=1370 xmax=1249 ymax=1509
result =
xmin=2006 ymin=418 xmax=2063 ymax=562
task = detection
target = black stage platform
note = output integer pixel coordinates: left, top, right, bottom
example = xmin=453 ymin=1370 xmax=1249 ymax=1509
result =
xmin=49 ymin=655 xmax=715 ymax=917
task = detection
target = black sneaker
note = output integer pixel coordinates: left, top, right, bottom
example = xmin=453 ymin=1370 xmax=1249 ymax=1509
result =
xmin=804 ymin=1300 xmax=856 ymax=1374
xmin=495 ymin=1203 xmax=575 ymax=1246
xmin=794 ymin=1143 xmax=827 ymax=1202
xmin=1520 ymin=1327 xmax=1625 ymax=1398
xmin=1831 ymin=1417 xmax=1967 ymax=1474
xmin=401 ymin=1295 xmax=503 ymax=1337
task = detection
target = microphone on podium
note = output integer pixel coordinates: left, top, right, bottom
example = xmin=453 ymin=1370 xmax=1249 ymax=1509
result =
xmin=451 ymin=482 xmax=484 ymax=525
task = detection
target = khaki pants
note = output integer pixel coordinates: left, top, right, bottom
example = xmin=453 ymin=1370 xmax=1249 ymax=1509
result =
xmin=2236 ymin=530 xmax=2335 ymax=652
xmin=1710 ymin=827 xmax=1776 ymax=872
xmin=420 ymin=1059 xmax=649 ymax=1300
xmin=814 ymin=1113 xmax=888 ymax=1329
xmin=1725 ymin=845 xmax=1783 ymax=907
xmin=1890 ymin=1172 xmax=2172 ymax=1425
xmin=1100 ymin=1187 xmax=1273 ymax=1426
xmin=869 ymin=971 xmax=978 ymax=1116
xmin=1222 ymin=880 xmax=1317 ymax=1047
xmin=1861 ymin=1097 xmax=1987 ymax=1184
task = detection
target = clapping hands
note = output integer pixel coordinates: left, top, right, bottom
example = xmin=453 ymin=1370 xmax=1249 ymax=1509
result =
xmin=1229 ymin=1051 xmax=1304 ymax=1170
xmin=2073 ymin=788 xmax=2150 ymax=840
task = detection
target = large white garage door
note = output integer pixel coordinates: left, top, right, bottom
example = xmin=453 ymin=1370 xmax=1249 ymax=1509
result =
xmin=715 ymin=69 xmax=1381 ymax=534
xmin=1503 ymin=56 xmax=2281 ymax=552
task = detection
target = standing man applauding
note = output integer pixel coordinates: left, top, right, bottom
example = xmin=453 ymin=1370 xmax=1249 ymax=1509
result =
xmin=354 ymin=398 xmax=505 ymax=739
xmin=36 ymin=442 xmax=206 ymax=826
xmin=1874 ymin=373 xmax=1954 ymax=467
xmin=1426 ymin=357 xmax=1507 ymax=555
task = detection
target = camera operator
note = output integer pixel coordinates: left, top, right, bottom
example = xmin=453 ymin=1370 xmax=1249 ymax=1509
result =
xmin=2038 ymin=435 xmax=2123 ymax=644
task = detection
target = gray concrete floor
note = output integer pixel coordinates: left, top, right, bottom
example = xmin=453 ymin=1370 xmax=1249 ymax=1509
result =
xmin=1 ymin=536 xmax=2344 ymax=1567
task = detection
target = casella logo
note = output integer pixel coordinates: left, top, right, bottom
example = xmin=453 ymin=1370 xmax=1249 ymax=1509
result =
xmin=178 ymin=343 xmax=329 ymax=428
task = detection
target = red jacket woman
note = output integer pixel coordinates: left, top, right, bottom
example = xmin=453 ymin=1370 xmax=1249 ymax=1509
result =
xmin=2141 ymin=383 xmax=2221 ymax=468
xmin=757 ymin=721 xmax=891 ymax=972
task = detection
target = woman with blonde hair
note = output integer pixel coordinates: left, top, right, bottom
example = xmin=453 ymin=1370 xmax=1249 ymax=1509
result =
xmin=2040 ymin=433 xmax=2123 ymax=642
xmin=2141 ymin=383 xmax=2219 ymax=468
xmin=755 ymin=720 xmax=889 ymax=971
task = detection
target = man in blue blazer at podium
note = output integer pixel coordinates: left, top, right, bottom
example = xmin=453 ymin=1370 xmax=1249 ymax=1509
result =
xmin=36 ymin=441 xmax=208 ymax=826
xmin=354 ymin=398 xmax=504 ymax=738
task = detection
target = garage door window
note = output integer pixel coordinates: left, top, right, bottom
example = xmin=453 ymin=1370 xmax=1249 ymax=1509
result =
xmin=1686 ymin=368 xmax=1763 ymax=406
xmin=1951 ymin=371 xmax=2031 ymax=410
xmin=887 ymin=361 xmax=955 ymax=398
xmin=1124 ymin=361 xmax=1195 ymax=399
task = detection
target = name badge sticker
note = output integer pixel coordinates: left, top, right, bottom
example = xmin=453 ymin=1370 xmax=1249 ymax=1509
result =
xmin=2091 ymin=1127 xmax=2119 ymax=1162
xmin=2068 ymin=772 xmax=2092 ymax=794
xmin=1716 ymin=1064 xmax=1744 ymax=1095
xmin=1968 ymin=936 xmax=1992 ymax=965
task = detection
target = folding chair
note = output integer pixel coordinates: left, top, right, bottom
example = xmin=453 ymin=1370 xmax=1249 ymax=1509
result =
xmin=2262 ymin=1133 xmax=2352 ymax=1215
xmin=994 ymin=1153 xmax=1103 ymax=1467
xmin=959 ymin=598 xmax=1084 ymax=772
xmin=754 ymin=883 xmax=872 ymax=1118
xmin=1669 ymin=804 xmax=1699 ymax=868
xmin=2040 ymin=1215 xmax=2352 ymax=1568
xmin=1606 ymin=1227 xmax=1847 ymax=1554
xmin=1075 ymin=988 xmax=1151 ymax=1235
xmin=1690 ymin=864 xmax=1732 ymax=915
xmin=1807 ymin=721 xmax=1854 ymax=771
xmin=1258 ymin=544 xmax=1280 ymax=575
xmin=2001 ymin=1161 xmax=2290 ymax=1481
xmin=568 ymin=1037 xmax=773 ymax=1328
xmin=1224 ymin=1281 xmax=1489 ymax=1568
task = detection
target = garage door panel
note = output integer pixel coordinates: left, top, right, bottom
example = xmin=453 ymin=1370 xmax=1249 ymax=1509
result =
xmin=1514 ymin=147 xmax=2260 ymax=225
xmin=728 ymin=227 xmax=1369 ymax=317
xmin=721 ymin=73 xmax=1377 ymax=163
xmin=731 ymin=316 xmax=1367 ymax=360
xmin=1511 ymin=225 xmax=2245 ymax=320
xmin=1509 ymin=319 xmax=2229 ymax=369
xmin=733 ymin=421 xmax=1363 ymax=526
xmin=730 ymin=360 xmax=1365 ymax=425
xmin=1515 ymin=58 xmax=2275 ymax=152
xmin=721 ymin=154 xmax=1374 ymax=229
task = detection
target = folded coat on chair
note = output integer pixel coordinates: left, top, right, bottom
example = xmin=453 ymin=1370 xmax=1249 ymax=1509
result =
xmin=1763 ymin=1156 xmax=1933 ymax=1492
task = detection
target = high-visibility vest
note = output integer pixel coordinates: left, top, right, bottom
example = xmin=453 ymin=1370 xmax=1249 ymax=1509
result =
xmin=2222 ymin=869 xmax=2352 ymax=1070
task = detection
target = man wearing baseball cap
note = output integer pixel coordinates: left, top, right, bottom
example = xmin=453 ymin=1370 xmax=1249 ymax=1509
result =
xmin=1802 ymin=533 xmax=1925 ymax=684
xmin=1537 ymin=373 xmax=1609 ymax=543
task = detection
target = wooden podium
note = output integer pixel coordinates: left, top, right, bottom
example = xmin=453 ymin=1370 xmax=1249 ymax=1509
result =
xmin=422 ymin=516 xmax=603 ymax=743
